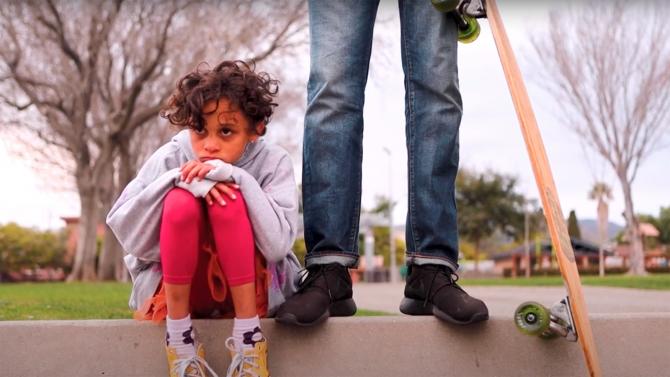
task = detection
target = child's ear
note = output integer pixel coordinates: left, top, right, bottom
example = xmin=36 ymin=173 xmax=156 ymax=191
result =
xmin=254 ymin=122 xmax=266 ymax=137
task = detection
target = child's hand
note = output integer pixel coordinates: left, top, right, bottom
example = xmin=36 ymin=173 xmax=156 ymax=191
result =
xmin=180 ymin=160 xmax=214 ymax=183
xmin=205 ymin=182 xmax=240 ymax=206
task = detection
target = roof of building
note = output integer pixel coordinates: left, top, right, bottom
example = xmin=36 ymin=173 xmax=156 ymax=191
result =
xmin=639 ymin=222 xmax=660 ymax=237
xmin=490 ymin=237 xmax=608 ymax=261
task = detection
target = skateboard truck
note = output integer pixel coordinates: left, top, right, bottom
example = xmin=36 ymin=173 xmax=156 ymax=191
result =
xmin=548 ymin=297 xmax=578 ymax=341
xmin=433 ymin=0 xmax=487 ymax=43
xmin=457 ymin=0 xmax=487 ymax=19
xmin=514 ymin=297 xmax=578 ymax=342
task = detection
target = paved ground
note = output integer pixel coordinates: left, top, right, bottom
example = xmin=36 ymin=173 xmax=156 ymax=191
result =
xmin=353 ymin=282 xmax=670 ymax=316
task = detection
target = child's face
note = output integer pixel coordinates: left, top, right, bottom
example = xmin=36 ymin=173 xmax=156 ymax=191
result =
xmin=190 ymin=98 xmax=262 ymax=164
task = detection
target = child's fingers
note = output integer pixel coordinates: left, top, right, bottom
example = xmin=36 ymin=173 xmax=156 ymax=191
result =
xmin=196 ymin=165 xmax=213 ymax=181
xmin=209 ymin=186 xmax=226 ymax=206
xmin=224 ymin=182 xmax=240 ymax=190
xmin=180 ymin=161 xmax=196 ymax=180
xmin=186 ymin=163 xmax=203 ymax=183
xmin=215 ymin=183 xmax=237 ymax=200
xmin=205 ymin=192 xmax=214 ymax=206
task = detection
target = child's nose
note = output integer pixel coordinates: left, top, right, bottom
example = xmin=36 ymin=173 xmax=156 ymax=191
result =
xmin=203 ymin=138 xmax=220 ymax=152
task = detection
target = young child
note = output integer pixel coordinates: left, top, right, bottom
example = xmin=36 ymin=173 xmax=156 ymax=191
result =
xmin=107 ymin=60 xmax=301 ymax=377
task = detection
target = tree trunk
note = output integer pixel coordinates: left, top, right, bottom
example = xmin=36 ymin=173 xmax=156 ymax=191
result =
xmin=619 ymin=175 xmax=646 ymax=275
xmin=597 ymin=199 xmax=608 ymax=277
xmin=99 ymin=229 xmax=123 ymax=280
xmin=99 ymin=142 xmax=137 ymax=281
xmin=67 ymin=186 xmax=100 ymax=281
xmin=473 ymin=239 xmax=480 ymax=273
xmin=116 ymin=253 xmax=130 ymax=282
xmin=97 ymin=162 xmax=118 ymax=281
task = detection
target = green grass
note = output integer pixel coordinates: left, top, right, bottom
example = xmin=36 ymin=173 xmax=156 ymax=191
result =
xmin=1 ymin=275 xmax=668 ymax=320
xmin=461 ymin=274 xmax=670 ymax=290
xmin=355 ymin=309 xmax=393 ymax=316
xmin=0 ymin=282 xmax=396 ymax=321
xmin=0 ymin=282 xmax=133 ymax=321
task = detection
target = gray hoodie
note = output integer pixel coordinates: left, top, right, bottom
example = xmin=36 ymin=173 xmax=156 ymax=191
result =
xmin=106 ymin=130 xmax=301 ymax=316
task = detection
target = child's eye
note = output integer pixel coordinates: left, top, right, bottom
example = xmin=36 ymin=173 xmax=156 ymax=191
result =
xmin=194 ymin=128 xmax=206 ymax=135
xmin=220 ymin=128 xmax=233 ymax=136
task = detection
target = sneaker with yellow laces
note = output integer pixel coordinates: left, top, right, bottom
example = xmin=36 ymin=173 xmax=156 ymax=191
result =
xmin=225 ymin=335 xmax=269 ymax=377
xmin=166 ymin=342 xmax=219 ymax=377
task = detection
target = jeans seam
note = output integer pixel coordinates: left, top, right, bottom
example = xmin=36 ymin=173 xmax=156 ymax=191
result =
xmin=347 ymin=4 xmax=378 ymax=253
xmin=400 ymin=1 xmax=419 ymax=252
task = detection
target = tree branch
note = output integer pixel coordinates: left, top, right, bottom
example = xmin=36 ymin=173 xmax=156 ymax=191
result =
xmin=36 ymin=0 xmax=84 ymax=74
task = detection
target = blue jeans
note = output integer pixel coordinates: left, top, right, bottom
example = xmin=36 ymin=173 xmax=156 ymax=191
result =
xmin=302 ymin=0 xmax=462 ymax=272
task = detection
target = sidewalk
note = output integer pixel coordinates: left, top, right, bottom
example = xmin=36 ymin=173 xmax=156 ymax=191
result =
xmin=353 ymin=282 xmax=670 ymax=315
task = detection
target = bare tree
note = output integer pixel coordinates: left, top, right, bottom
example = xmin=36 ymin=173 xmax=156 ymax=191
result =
xmin=0 ymin=0 xmax=308 ymax=280
xmin=530 ymin=0 xmax=670 ymax=275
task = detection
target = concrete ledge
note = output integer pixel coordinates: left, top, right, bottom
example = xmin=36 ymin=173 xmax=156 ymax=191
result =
xmin=2 ymin=314 xmax=669 ymax=377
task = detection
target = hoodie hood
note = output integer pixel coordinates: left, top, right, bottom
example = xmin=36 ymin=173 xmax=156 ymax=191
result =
xmin=172 ymin=129 xmax=265 ymax=167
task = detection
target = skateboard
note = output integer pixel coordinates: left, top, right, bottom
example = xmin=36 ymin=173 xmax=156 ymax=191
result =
xmin=433 ymin=1 xmax=602 ymax=376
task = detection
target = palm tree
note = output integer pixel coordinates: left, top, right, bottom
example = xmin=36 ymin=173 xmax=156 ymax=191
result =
xmin=589 ymin=182 xmax=613 ymax=277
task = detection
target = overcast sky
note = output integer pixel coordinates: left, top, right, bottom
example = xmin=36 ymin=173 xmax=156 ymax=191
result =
xmin=1 ymin=0 xmax=668 ymax=230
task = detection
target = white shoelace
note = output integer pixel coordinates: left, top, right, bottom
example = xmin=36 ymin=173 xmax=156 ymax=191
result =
xmin=171 ymin=354 xmax=219 ymax=377
xmin=225 ymin=337 xmax=261 ymax=377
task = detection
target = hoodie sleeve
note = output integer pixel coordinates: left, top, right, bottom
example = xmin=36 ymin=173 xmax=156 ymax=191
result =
xmin=106 ymin=143 xmax=184 ymax=262
xmin=231 ymin=153 xmax=299 ymax=263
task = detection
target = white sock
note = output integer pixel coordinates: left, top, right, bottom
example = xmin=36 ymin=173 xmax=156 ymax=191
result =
xmin=166 ymin=314 xmax=196 ymax=358
xmin=233 ymin=315 xmax=262 ymax=350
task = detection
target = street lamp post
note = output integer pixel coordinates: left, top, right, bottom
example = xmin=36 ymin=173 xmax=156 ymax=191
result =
xmin=383 ymin=147 xmax=397 ymax=283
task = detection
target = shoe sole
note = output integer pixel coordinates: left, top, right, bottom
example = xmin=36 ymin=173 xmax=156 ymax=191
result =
xmin=275 ymin=298 xmax=357 ymax=327
xmin=399 ymin=297 xmax=489 ymax=325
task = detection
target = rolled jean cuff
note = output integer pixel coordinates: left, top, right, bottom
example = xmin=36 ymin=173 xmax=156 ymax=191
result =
xmin=305 ymin=253 xmax=359 ymax=268
xmin=405 ymin=253 xmax=459 ymax=272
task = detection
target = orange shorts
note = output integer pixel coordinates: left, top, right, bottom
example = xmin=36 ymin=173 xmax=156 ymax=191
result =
xmin=135 ymin=237 xmax=269 ymax=323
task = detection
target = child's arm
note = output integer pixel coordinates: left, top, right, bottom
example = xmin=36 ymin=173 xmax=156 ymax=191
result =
xmin=106 ymin=144 xmax=184 ymax=262
xmin=229 ymin=153 xmax=299 ymax=263
xmin=108 ymin=148 xmax=233 ymax=261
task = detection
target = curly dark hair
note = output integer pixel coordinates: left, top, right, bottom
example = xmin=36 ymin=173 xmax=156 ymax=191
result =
xmin=160 ymin=60 xmax=279 ymax=135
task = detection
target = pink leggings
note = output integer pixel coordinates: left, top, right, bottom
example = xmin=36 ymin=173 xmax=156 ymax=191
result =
xmin=160 ymin=187 xmax=255 ymax=287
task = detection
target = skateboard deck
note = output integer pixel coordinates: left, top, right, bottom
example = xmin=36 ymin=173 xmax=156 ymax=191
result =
xmin=434 ymin=1 xmax=603 ymax=376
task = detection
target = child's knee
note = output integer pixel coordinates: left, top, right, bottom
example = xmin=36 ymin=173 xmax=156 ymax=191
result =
xmin=207 ymin=189 xmax=248 ymax=222
xmin=162 ymin=188 xmax=201 ymax=226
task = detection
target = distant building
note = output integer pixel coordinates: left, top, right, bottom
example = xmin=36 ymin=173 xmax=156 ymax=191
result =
xmin=60 ymin=217 xmax=106 ymax=265
xmin=615 ymin=222 xmax=668 ymax=269
xmin=491 ymin=238 xmax=609 ymax=277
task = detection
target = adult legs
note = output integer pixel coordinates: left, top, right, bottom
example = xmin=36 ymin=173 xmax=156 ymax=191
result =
xmin=399 ymin=0 xmax=462 ymax=270
xmin=397 ymin=0 xmax=487 ymax=324
xmin=301 ymin=0 xmax=380 ymax=268
xmin=276 ymin=0 xmax=380 ymax=326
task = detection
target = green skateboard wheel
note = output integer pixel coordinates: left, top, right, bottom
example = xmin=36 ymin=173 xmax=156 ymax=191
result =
xmin=514 ymin=301 xmax=551 ymax=336
xmin=431 ymin=0 xmax=460 ymax=13
xmin=458 ymin=16 xmax=480 ymax=44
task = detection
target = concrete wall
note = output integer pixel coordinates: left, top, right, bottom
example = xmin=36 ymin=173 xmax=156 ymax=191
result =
xmin=1 ymin=314 xmax=669 ymax=377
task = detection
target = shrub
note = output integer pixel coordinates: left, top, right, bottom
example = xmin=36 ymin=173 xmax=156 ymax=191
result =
xmin=0 ymin=223 xmax=67 ymax=277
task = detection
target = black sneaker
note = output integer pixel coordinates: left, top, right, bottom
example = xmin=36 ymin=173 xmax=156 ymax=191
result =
xmin=400 ymin=264 xmax=489 ymax=325
xmin=274 ymin=263 xmax=357 ymax=326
